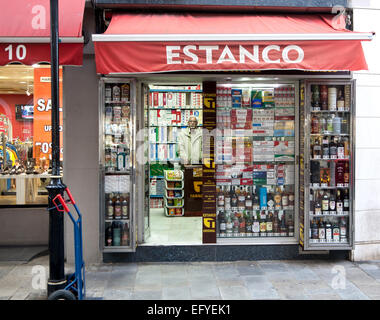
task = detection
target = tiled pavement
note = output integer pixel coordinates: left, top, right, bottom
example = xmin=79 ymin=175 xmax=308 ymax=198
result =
xmin=1 ymin=254 xmax=380 ymax=300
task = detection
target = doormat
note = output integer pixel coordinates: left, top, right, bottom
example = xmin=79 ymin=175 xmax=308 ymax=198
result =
xmin=0 ymin=246 xmax=48 ymax=262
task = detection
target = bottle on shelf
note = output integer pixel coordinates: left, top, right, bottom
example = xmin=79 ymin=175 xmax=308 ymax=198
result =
xmin=311 ymin=219 xmax=319 ymax=241
xmin=311 ymin=115 xmax=320 ymax=134
xmin=112 ymin=84 xmax=121 ymax=102
xmin=121 ymin=222 xmax=130 ymax=246
xmin=314 ymin=192 xmax=322 ymax=216
xmin=273 ymin=212 xmax=280 ymax=237
xmin=105 ymin=223 xmax=113 ymax=246
xmin=337 ymin=89 xmax=345 ymax=111
xmin=266 ymin=212 xmax=274 ymax=237
xmin=259 ymin=212 xmax=267 ymax=237
xmin=320 ymin=167 xmax=330 ymax=186
xmin=337 ymin=137 xmax=345 ymax=159
xmin=329 ymin=191 xmax=336 ymax=214
xmin=114 ymin=194 xmax=122 ymax=220
xmin=332 ymin=115 xmax=341 ymax=134
xmin=112 ymin=221 xmax=121 ymax=246
xmin=121 ymin=194 xmax=129 ymax=219
xmin=239 ymin=213 xmax=246 ymax=234
xmin=336 ymin=190 xmax=344 ymax=215
xmin=329 ymin=136 xmax=337 ymax=159
xmin=106 ymin=193 xmax=114 ymax=220
xmin=328 ymin=87 xmax=337 ymax=111
xmin=218 ymin=211 xmax=226 ymax=235
xmin=245 ymin=187 xmax=253 ymax=211
xmin=322 ymin=136 xmax=329 ymax=159
xmin=245 ymin=211 xmax=252 ymax=235
xmin=343 ymin=189 xmax=350 ymax=213
xmin=320 ymin=115 xmax=327 ymax=133
xmin=313 ymin=137 xmax=322 ymax=159
xmin=280 ymin=215 xmax=287 ymax=237
xmin=335 ymin=161 xmax=345 ymax=187
xmin=311 ymin=85 xmax=320 ymax=111
xmin=274 ymin=187 xmax=282 ymax=210
xmin=232 ymin=213 xmax=239 ymax=235
xmin=340 ymin=217 xmax=348 ymax=242
xmin=226 ymin=213 xmax=233 ymax=235
xmin=322 ymin=191 xmax=330 ymax=214
xmin=333 ymin=220 xmax=340 ymax=242
xmin=318 ymin=218 xmax=326 ymax=242
xmin=320 ymin=85 xmax=328 ymax=111
xmin=325 ymin=220 xmax=333 ymax=242
xmin=252 ymin=213 xmax=260 ymax=237
xmin=344 ymin=162 xmax=350 ymax=186
xmin=326 ymin=114 xmax=334 ymax=134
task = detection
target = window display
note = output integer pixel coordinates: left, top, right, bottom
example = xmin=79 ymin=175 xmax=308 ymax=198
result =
xmin=301 ymin=80 xmax=354 ymax=250
xmin=101 ymin=79 xmax=135 ymax=252
xmin=215 ymin=83 xmax=296 ymax=238
xmin=0 ymin=65 xmax=60 ymax=205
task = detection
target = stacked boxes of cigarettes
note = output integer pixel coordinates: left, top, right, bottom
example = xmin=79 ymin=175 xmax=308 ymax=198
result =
xmin=216 ymin=84 xmax=296 ymax=238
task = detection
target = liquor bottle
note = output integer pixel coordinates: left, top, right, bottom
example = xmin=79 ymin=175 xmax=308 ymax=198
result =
xmin=231 ymin=188 xmax=238 ymax=209
xmin=239 ymin=214 xmax=246 ymax=234
xmin=335 ymin=161 xmax=345 ymax=187
xmin=217 ymin=186 xmax=225 ymax=208
xmin=329 ymin=192 xmax=336 ymax=214
xmin=267 ymin=193 xmax=275 ymax=210
xmin=245 ymin=188 xmax=253 ymax=211
xmin=226 ymin=213 xmax=233 ymax=235
xmin=233 ymin=214 xmax=239 ymax=235
xmin=322 ymin=192 xmax=330 ymax=214
xmin=311 ymin=219 xmax=319 ymax=241
xmin=107 ymin=194 xmax=114 ymax=220
xmin=320 ymin=167 xmax=330 ymax=186
xmin=219 ymin=211 xmax=226 ymax=235
xmin=343 ymin=137 xmax=349 ymax=158
xmin=320 ymin=115 xmax=327 ymax=134
xmin=105 ymin=224 xmax=113 ymax=246
xmin=245 ymin=212 xmax=252 ymax=235
xmin=343 ymin=189 xmax=350 ymax=213
xmin=326 ymin=114 xmax=334 ymax=134
xmin=237 ymin=187 xmax=246 ymax=211
xmin=333 ymin=220 xmax=340 ymax=242
xmin=121 ymin=195 xmax=129 ymax=219
xmin=121 ymin=222 xmax=129 ymax=246
xmin=322 ymin=136 xmax=329 ymax=159
xmin=112 ymin=84 xmax=121 ymax=102
xmin=224 ymin=187 xmax=231 ymax=211
xmin=252 ymin=194 xmax=260 ymax=211
xmin=337 ymin=137 xmax=345 ymax=159
xmin=259 ymin=212 xmax=267 ymax=236
xmin=318 ymin=219 xmax=326 ymax=242
xmin=313 ymin=137 xmax=322 ymax=159
xmin=281 ymin=192 xmax=289 ymax=209
xmin=280 ymin=215 xmax=287 ymax=237
xmin=329 ymin=136 xmax=337 ymax=159
xmin=325 ymin=221 xmax=333 ymax=242
xmin=112 ymin=221 xmax=121 ymax=246
xmin=266 ymin=212 xmax=274 ymax=237
xmin=336 ymin=190 xmax=344 ymax=215
xmin=311 ymin=161 xmax=320 ymax=185
xmin=328 ymin=87 xmax=337 ymax=111
xmin=288 ymin=193 xmax=294 ymax=207
xmin=274 ymin=187 xmax=282 ymax=210
xmin=273 ymin=212 xmax=280 ymax=237
xmin=311 ymin=115 xmax=320 ymax=134
xmin=344 ymin=162 xmax=350 ymax=186
xmin=337 ymin=90 xmax=345 ymax=111
xmin=114 ymin=194 xmax=122 ymax=220
xmin=333 ymin=115 xmax=341 ymax=134
xmin=105 ymin=84 xmax=112 ymax=102
xmin=340 ymin=217 xmax=348 ymax=242
xmin=309 ymin=191 xmax=315 ymax=214
xmin=314 ymin=192 xmax=322 ymax=216
xmin=120 ymin=83 xmax=130 ymax=102
xmin=320 ymin=85 xmax=328 ymax=110
xmin=252 ymin=213 xmax=260 ymax=237
xmin=311 ymin=85 xmax=320 ymax=111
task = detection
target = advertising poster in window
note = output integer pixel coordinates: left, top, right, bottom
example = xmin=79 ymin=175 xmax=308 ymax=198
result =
xmin=33 ymin=67 xmax=63 ymax=168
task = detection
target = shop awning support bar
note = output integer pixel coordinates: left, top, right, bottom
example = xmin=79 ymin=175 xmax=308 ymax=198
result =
xmin=46 ymin=0 xmax=67 ymax=298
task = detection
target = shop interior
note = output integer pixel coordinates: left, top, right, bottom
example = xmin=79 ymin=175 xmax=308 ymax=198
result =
xmin=141 ymin=78 xmax=298 ymax=246
xmin=0 ymin=65 xmax=52 ymax=206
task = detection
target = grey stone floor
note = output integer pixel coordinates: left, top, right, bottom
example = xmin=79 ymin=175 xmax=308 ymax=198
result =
xmin=1 ymin=254 xmax=380 ymax=300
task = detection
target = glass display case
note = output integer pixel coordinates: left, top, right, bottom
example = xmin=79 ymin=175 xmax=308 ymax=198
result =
xmin=99 ymin=78 xmax=136 ymax=252
xmin=215 ymin=82 xmax=298 ymax=239
xmin=300 ymin=80 xmax=355 ymax=250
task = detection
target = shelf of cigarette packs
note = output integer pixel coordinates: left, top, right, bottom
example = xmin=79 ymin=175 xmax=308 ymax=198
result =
xmin=308 ymin=83 xmax=351 ymax=245
xmin=215 ymin=85 xmax=296 ymax=238
xmin=164 ymin=169 xmax=185 ymax=216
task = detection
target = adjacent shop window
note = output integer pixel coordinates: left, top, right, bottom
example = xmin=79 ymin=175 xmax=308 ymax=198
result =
xmin=0 ymin=65 xmax=63 ymax=206
xmin=216 ymin=83 xmax=296 ymax=238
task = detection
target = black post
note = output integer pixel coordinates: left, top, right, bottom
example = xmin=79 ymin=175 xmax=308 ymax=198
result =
xmin=47 ymin=0 xmax=66 ymax=297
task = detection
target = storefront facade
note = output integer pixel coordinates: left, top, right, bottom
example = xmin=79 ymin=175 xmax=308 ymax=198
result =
xmin=62 ymin=0 xmax=380 ymax=263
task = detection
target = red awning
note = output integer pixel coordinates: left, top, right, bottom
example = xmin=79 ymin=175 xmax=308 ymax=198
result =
xmin=93 ymin=13 xmax=374 ymax=74
xmin=0 ymin=0 xmax=85 ymax=66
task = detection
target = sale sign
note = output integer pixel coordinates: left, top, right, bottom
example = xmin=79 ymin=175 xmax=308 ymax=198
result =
xmin=33 ymin=67 xmax=63 ymax=165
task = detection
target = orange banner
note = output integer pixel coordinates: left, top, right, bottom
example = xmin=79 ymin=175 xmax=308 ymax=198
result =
xmin=33 ymin=67 xmax=63 ymax=167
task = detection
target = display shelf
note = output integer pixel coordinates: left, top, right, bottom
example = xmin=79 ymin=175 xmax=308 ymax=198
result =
xmin=311 ymin=110 xmax=349 ymax=113
xmin=149 ymin=107 xmax=203 ymax=110
xmin=310 ymin=133 xmax=349 ymax=137
xmin=149 ymin=89 xmax=202 ymax=93
xmin=150 ymin=195 xmax=164 ymax=198
xmin=105 ymin=100 xmax=131 ymax=104
xmin=105 ymin=219 xmax=130 ymax=223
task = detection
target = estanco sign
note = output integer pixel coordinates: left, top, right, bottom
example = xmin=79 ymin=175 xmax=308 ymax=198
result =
xmin=93 ymin=40 xmax=368 ymax=74
xmin=166 ymin=44 xmax=304 ymax=65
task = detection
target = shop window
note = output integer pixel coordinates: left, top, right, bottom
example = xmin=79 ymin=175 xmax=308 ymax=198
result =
xmin=0 ymin=65 xmax=63 ymax=206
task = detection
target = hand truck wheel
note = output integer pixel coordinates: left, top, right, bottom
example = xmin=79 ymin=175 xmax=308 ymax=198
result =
xmin=48 ymin=289 xmax=77 ymax=300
